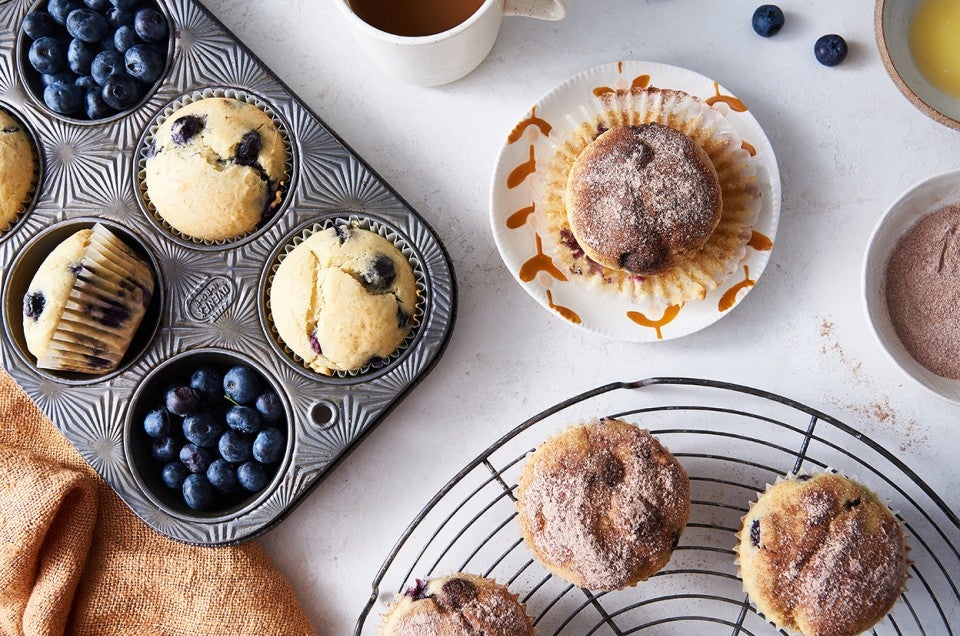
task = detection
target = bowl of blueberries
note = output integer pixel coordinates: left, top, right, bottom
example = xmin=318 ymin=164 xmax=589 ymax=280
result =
xmin=17 ymin=0 xmax=173 ymax=121
xmin=125 ymin=349 xmax=291 ymax=518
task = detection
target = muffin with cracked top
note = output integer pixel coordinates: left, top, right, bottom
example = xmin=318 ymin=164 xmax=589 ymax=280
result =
xmin=736 ymin=472 xmax=909 ymax=636
xmin=144 ymin=97 xmax=286 ymax=242
xmin=380 ymin=573 xmax=534 ymax=636
xmin=269 ymin=224 xmax=417 ymax=375
xmin=0 ymin=107 xmax=36 ymax=234
xmin=516 ymin=418 xmax=690 ymax=591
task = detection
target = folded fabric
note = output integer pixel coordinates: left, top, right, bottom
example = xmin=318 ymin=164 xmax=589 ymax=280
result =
xmin=0 ymin=370 xmax=317 ymax=636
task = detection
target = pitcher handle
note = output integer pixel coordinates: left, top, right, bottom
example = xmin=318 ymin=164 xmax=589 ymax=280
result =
xmin=503 ymin=0 xmax=568 ymax=21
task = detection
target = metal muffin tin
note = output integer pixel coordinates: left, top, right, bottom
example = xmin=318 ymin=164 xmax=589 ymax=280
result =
xmin=0 ymin=0 xmax=457 ymax=545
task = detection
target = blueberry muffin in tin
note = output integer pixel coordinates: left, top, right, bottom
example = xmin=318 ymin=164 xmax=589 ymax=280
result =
xmin=516 ymin=418 xmax=690 ymax=592
xmin=144 ymin=97 xmax=286 ymax=242
xmin=22 ymin=223 xmax=155 ymax=374
xmin=381 ymin=573 xmax=535 ymax=636
xmin=0 ymin=108 xmax=36 ymax=233
xmin=270 ymin=225 xmax=418 ymax=375
xmin=736 ymin=472 xmax=909 ymax=636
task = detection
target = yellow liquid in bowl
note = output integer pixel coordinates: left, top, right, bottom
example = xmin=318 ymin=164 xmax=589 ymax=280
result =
xmin=910 ymin=0 xmax=960 ymax=99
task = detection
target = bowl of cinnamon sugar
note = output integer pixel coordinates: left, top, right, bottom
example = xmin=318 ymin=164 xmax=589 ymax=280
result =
xmin=863 ymin=168 xmax=960 ymax=403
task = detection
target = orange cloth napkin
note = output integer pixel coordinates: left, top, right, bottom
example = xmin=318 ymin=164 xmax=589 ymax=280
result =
xmin=0 ymin=369 xmax=317 ymax=636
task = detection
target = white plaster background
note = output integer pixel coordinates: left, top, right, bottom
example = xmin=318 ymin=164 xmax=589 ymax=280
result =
xmin=199 ymin=0 xmax=960 ymax=631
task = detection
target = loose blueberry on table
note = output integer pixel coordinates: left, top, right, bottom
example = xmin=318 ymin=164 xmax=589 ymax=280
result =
xmin=751 ymin=4 xmax=784 ymax=38
xmin=142 ymin=364 xmax=286 ymax=511
xmin=20 ymin=0 xmax=170 ymax=119
xmin=814 ymin=34 xmax=848 ymax=67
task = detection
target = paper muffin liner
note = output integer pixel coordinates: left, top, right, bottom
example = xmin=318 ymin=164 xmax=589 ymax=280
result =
xmin=0 ymin=107 xmax=41 ymax=238
xmin=37 ymin=223 xmax=155 ymax=374
xmin=265 ymin=215 xmax=425 ymax=379
xmin=734 ymin=468 xmax=911 ymax=636
xmin=538 ymin=86 xmax=761 ymax=306
xmin=135 ymin=87 xmax=295 ymax=247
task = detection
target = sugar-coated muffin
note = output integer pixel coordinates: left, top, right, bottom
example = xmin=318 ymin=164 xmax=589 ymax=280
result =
xmin=516 ymin=418 xmax=691 ymax=591
xmin=381 ymin=573 xmax=535 ymax=636
xmin=564 ymin=122 xmax=722 ymax=275
xmin=270 ymin=225 xmax=417 ymax=375
xmin=144 ymin=97 xmax=286 ymax=241
xmin=737 ymin=472 xmax=909 ymax=636
xmin=22 ymin=223 xmax=154 ymax=374
xmin=0 ymin=108 xmax=36 ymax=233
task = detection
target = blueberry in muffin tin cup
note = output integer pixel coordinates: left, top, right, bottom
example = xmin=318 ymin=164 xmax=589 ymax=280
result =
xmin=133 ymin=86 xmax=297 ymax=249
xmin=123 ymin=348 xmax=293 ymax=522
xmin=14 ymin=0 xmax=175 ymax=125
xmin=261 ymin=214 xmax=428 ymax=382
xmin=0 ymin=217 xmax=164 ymax=385
xmin=0 ymin=101 xmax=43 ymax=240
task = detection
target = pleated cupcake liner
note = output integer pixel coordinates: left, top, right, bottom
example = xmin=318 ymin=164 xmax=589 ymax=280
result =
xmin=537 ymin=86 xmax=761 ymax=306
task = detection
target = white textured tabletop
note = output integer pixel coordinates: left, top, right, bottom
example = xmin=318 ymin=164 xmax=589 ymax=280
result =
xmin=200 ymin=0 xmax=960 ymax=632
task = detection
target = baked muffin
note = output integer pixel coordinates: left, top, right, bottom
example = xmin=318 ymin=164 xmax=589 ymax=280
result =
xmin=381 ymin=573 xmax=534 ymax=636
xmin=565 ymin=122 xmax=721 ymax=275
xmin=516 ymin=418 xmax=690 ymax=591
xmin=22 ymin=223 xmax=154 ymax=374
xmin=0 ymin=108 xmax=36 ymax=233
xmin=270 ymin=225 xmax=417 ymax=375
xmin=737 ymin=472 xmax=909 ymax=636
xmin=144 ymin=97 xmax=286 ymax=242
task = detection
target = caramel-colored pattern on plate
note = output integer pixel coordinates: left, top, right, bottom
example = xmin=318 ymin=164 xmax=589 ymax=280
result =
xmin=627 ymin=304 xmax=683 ymax=340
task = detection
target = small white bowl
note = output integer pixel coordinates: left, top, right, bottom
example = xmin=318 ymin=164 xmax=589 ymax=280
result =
xmin=863 ymin=168 xmax=960 ymax=404
xmin=875 ymin=0 xmax=960 ymax=130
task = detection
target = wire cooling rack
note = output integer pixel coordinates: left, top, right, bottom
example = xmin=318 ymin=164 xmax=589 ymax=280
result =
xmin=355 ymin=378 xmax=960 ymax=635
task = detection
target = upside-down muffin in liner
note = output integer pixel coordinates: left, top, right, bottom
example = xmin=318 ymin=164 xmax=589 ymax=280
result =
xmin=539 ymin=86 xmax=761 ymax=305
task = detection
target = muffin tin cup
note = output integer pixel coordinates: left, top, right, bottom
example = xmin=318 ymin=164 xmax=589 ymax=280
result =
xmin=0 ymin=0 xmax=457 ymax=545
xmin=261 ymin=213 xmax=428 ymax=383
xmin=14 ymin=0 xmax=176 ymax=126
xmin=134 ymin=86 xmax=298 ymax=250
xmin=0 ymin=100 xmax=44 ymax=240
xmin=1 ymin=217 xmax=164 ymax=386
xmin=123 ymin=347 xmax=294 ymax=523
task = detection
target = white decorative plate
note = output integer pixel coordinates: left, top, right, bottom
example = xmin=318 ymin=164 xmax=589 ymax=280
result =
xmin=489 ymin=61 xmax=781 ymax=341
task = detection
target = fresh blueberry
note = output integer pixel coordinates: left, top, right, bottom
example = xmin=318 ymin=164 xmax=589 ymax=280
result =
xmin=41 ymin=71 xmax=74 ymax=87
xmin=170 ymin=114 xmax=204 ymax=144
xmin=218 ymin=429 xmax=252 ymax=463
xmin=360 ymin=254 xmax=396 ymax=291
xmin=84 ymin=0 xmax=112 ymax=10
xmin=47 ymin=0 xmax=81 ymax=26
xmin=182 ymin=474 xmax=215 ymax=510
xmin=179 ymin=442 xmax=212 ymax=473
xmin=752 ymin=4 xmax=784 ymax=38
xmin=151 ymin=435 xmax=178 ymax=463
xmin=164 ymin=385 xmax=200 ymax=416
xmin=252 ymin=427 xmax=284 ymax=464
xmin=99 ymin=30 xmax=117 ymax=52
xmin=66 ymin=8 xmax=109 ymax=43
xmin=182 ymin=411 xmax=224 ymax=448
xmin=110 ymin=0 xmax=140 ymax=9
xmin=223 ymin=366 xmax=260 ymax=405
xmin=22 ymin=11 xmax=59 ymax=40
xmin=190 ymin=367 xmax=222 ymax=405
xmin=143 ymin=408 xmax=171 ymax=438
xmin=84 ymin=86 xmax=113 ymax=118
xmin=134 ymin=8 xmax=167 ymax=43
xmin=102 ymin=73 xmax=139 ymax=109
xmin=237 ymin=461 xmax=268 ymax=492
xmin=90 ymin=49 xmax=124 ymax=84
xmin=75 ymin=74 xmax=97 ymax=89
xmin=43 ymin=80 xmax=82 ymax=115
xmin=815 ymin=34 xmax=848 ymax=67
xmin=105 ymin=7 xmax=134 ymax=28
xmin=29 ymin=37 xmax=67 ymax=75
xmin=124 ymin=44 xmax=162 ymax=83
xmin=226 ymin=405 xmax=261 ymax=434
xmin=206 ymin=458 xmax=238 ymax=494
xmin=255 ymin=392 xmax=283 ymax=423
xmin=113 ymin=24 xmax=139 ymax=52
xmin=234 ymin=131 xmax=261 ymax=166
xmin=23 ymin=291 xmax=46 ymax=320
xmin=161 ymin=461 xmax=189 ymax=489
xmin=67 ymin=38 xmax=97 ymax=75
